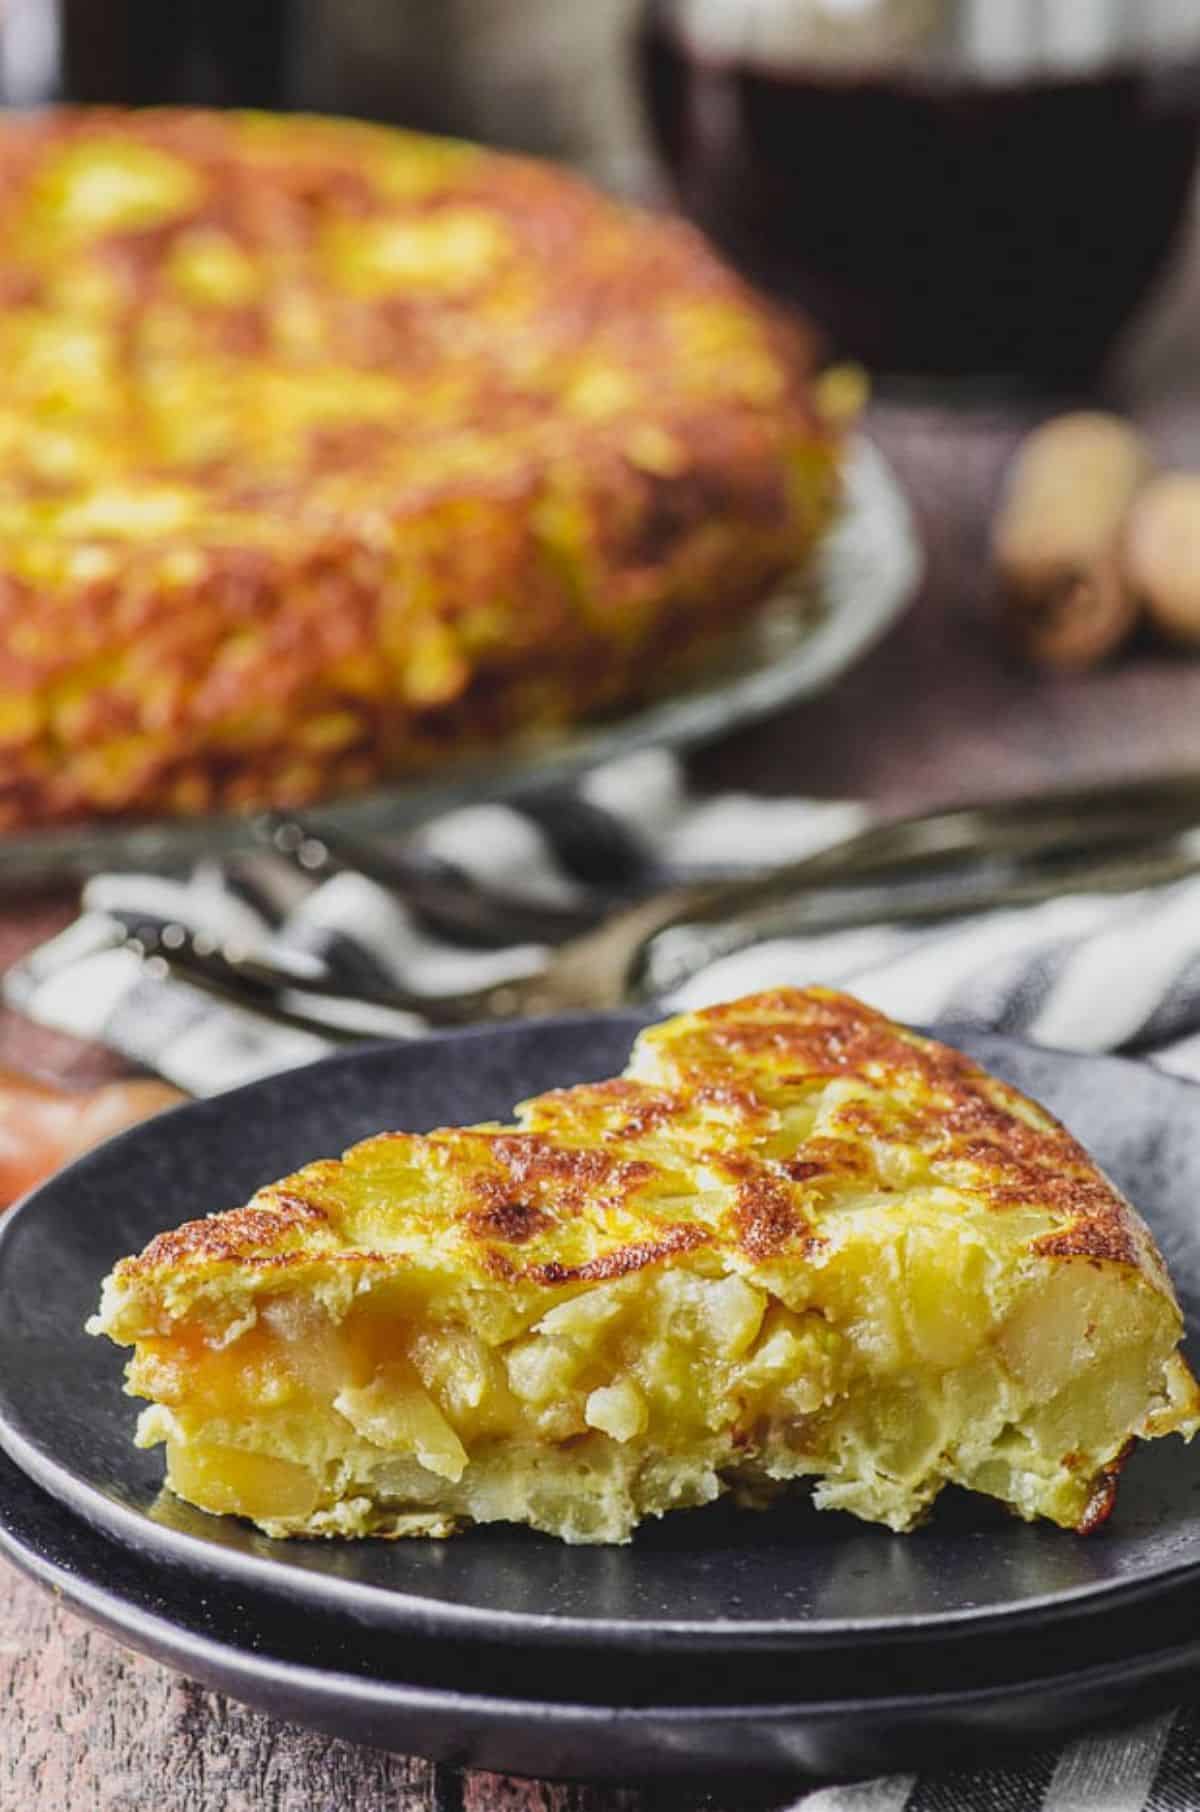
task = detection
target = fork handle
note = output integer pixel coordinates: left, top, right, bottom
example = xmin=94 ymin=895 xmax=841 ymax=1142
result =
xmin=628 ymin=840 xmax=1200 ymax=999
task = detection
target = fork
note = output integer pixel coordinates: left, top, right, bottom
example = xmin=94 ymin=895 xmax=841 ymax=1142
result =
xmin=112 ymin=770 xmax=1200 ymax=1031
xmin=250 ymin=810 xmax=605 ymax=948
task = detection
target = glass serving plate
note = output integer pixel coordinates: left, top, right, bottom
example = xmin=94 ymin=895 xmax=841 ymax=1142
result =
xmin=0 ymin=438 xmax=919 ymax=889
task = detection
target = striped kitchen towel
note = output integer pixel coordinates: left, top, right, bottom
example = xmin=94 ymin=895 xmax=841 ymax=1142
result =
xmin=8 ymin=747 xmax=1200 ymax=1097
xmin=791 ymin=1705 xmax=1196 ymax=1812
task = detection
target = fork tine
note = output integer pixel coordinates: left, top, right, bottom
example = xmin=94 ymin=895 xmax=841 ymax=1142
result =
xmin=110 ymin=913 xmax=541 ymax=1034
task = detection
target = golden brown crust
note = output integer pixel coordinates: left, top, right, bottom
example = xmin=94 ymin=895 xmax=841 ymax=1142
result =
xmin=1075 ymin=1439 xmax=1134 ymax=1534
xmin=520 ymin=1223 xmax=713 ymax=1287
xmin=129 ymin=1194 xmax=330 ymax=1271
xmin=115 ymin=989 xmax=1168 ymax=1303
xmin=0 ymin=109 xmax=839 ymax=830
xmin=653 ymin=990 xmax=1160 ymax=1274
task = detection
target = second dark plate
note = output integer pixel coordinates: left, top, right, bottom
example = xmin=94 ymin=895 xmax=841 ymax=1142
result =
xmin=5 ymin=1445 xmax=1200 ymax=1782
xmin=2 ymin=1014 xmax=1200 ymax=1658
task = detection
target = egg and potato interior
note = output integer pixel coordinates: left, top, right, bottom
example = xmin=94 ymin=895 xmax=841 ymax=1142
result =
xmin=90 ymin=989 xmax=1200 ymax=1542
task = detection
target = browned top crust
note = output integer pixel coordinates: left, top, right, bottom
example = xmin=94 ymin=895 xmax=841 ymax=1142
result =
xmin=112 ymin=989 xmax=1172 ymax=1307
xmin=0 ymin=110 xmax=839 ymax=829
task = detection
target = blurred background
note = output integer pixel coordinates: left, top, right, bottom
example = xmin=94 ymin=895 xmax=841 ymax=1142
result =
xmin=11 ymin=0 xmax=653 ymax=189
xmin=1 ymin=3 xmax=1199 ymax=909
xmin=9 ymin=0 xmax=1200 ymax=401
xmin=1 ymin=4 xmax=1200 ymax=871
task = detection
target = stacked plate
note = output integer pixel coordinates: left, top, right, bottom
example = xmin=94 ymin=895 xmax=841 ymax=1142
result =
xmin=3 ymin=1015 xmax=1200 ymax=1784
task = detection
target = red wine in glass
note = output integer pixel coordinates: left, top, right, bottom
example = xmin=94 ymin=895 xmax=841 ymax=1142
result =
xmin=639 ymin=0 xmax=1200 ymax=389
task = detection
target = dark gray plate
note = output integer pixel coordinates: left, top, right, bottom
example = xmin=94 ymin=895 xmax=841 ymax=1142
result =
xmin=2 ymin=1015 xmax=1200 ymax=1660
xmin=4 ymin=1445 xmax=1200 ymax=1782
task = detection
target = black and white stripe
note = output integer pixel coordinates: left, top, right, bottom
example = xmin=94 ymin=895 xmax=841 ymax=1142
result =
xmin=9 ymin=750 xmax=1200 ymax=1095
xmin=788 ymin=1706 xmax=1190 ymax=1812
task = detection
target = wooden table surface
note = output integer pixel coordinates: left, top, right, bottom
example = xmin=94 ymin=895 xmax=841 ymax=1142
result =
xmin=3 ymin=263 xmax=1200 ymax=1810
